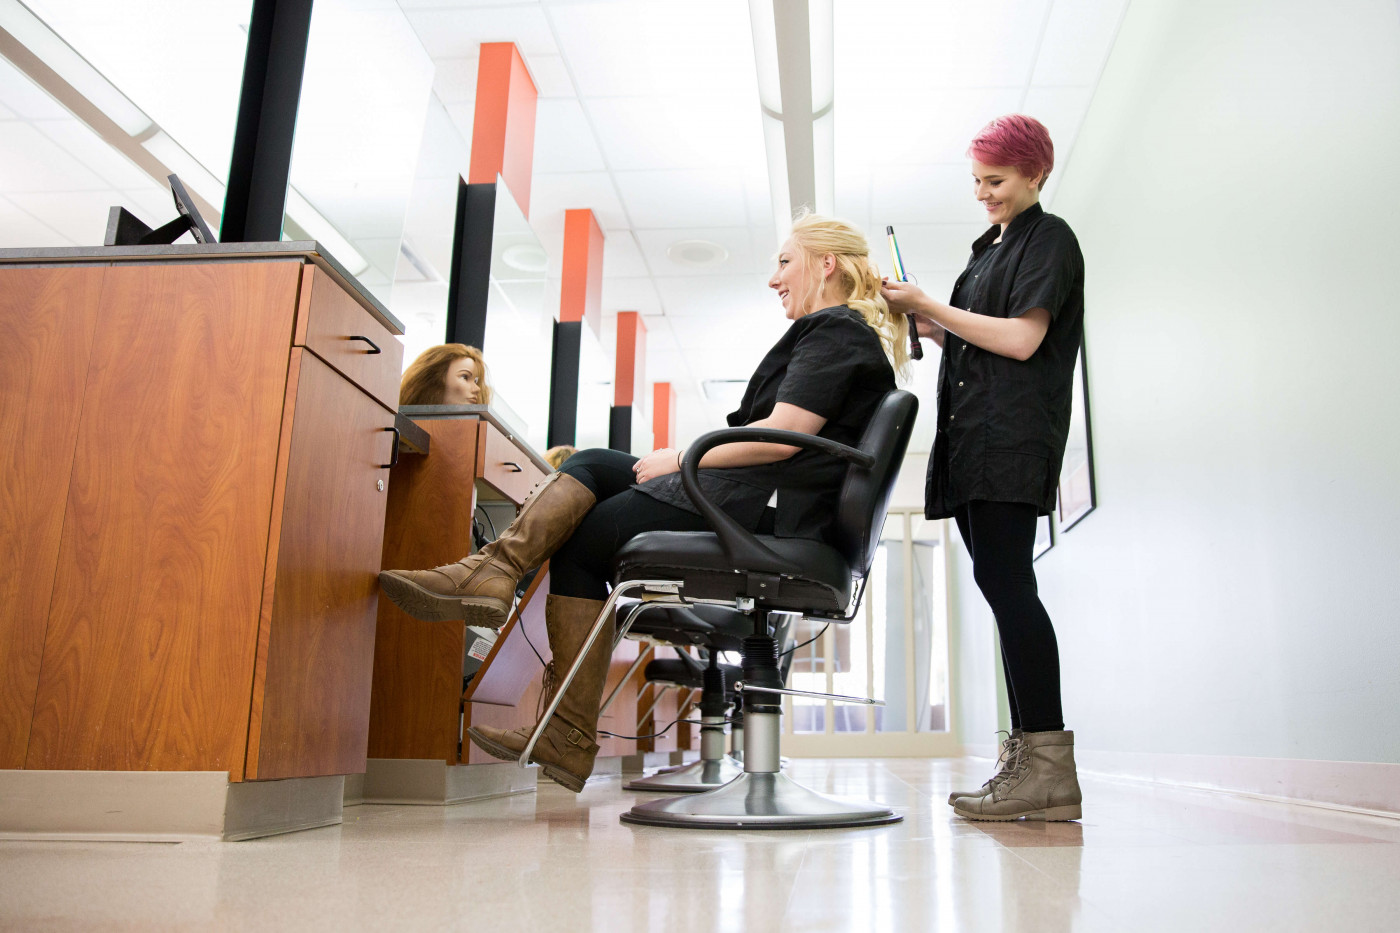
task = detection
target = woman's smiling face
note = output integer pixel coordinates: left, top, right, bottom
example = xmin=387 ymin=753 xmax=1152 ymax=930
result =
xmin=769 ymin=237 xmax=812 ymax=320
xmin=972 ymin=160 xmax=1042 ymax=228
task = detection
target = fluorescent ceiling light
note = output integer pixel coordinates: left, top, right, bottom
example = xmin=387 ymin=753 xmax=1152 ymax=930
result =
xmin=141 ymin=130 xmax=226 ymax=204
xmin=807 ymin=0 xmax=833 ymax=112
xmin=747 ymin=0 xmax=781 ymax=113
xmin=285 ymin=188 xmax=371 ymax=277
xmin=0 ymin=0 xmax=153 ymax=136
xmin=761 ymin=112 xmax=791 ymax=243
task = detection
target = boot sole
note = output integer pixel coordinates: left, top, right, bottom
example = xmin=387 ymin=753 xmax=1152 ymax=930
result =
xmin=465 ymin=728 xmax=587 ymax=793
xmin=378 ymin=572 xmax=509 ymax=627
xmin=465 ymin=727 xmax=523 ymax=763
xmin=953 ymin=804 xmax=1082 ymax=822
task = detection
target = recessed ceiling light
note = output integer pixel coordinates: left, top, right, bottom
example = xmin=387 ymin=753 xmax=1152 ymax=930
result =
xmin=667 ymin=239 xmax=729 ymax=267
xmin=502 ymin=243 xmax=549 ymax=273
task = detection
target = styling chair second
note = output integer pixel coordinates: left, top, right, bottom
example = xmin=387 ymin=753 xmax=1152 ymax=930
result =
xmin=516 ymin=389 xmax=918 ymax=829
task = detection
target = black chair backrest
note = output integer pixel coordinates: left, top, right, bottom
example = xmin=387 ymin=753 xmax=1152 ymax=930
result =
xmin=831 ymin=390 xmax=919 ymax=576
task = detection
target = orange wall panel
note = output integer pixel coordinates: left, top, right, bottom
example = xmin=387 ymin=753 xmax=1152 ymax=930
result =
xmin=468 ymin=42 xmax=538 ymax=217
xmin=613 ymin=311 xmax=647 ymax=408
xmin=653 ymin=382 xmax=677 ymax=449
xmin=559 ymin=208 xmax=604 ymax=338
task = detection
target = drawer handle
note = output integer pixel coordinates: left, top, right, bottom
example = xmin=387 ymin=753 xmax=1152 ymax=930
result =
xmin=501 ymin=461 xmax=523 ymax=473
xmin=381 ymin=426 xmax=401 ymax=469
xmin=349 ymin=335 xmax=382 ymax=354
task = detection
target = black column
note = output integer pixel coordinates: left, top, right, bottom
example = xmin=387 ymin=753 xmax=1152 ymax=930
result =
xmin=445 ymin=179 xmax=496 ymax=350
xmin=548 ymin=321 xmax=581 ymax=448
xmin=220 ymin=0 xmax=314 ymax=243
xmin=608 ymin=406 xmax=633 ymax=452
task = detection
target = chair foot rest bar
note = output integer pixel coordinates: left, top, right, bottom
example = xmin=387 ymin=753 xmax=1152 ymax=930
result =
xmin=624 ymin=756 xmax=745 ymax=794
xmin=733 ymin=681 xmax=885 ymax=706
xmin=619 ymin=771 xmax=902 ymax=830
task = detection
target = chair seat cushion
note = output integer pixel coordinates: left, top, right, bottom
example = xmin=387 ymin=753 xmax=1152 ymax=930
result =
xmin=644 ymin=658 xmax=743 ymax=692
xmin=614 ymin=531 xmax=852 ymax=614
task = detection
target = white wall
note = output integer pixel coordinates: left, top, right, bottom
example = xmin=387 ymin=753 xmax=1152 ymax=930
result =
xmin=951 ymin=0 xmax=1400 ymax=769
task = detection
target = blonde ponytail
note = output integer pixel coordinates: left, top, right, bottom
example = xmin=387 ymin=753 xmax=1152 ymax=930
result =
xmin=788 ymin=211 xmax=911 ymax=381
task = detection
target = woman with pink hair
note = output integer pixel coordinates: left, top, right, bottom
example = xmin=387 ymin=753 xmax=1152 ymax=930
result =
xmin=883 ymin=114 xmax=1085 ymax=822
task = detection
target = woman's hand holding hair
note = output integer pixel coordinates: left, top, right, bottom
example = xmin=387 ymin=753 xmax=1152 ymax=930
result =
xmin=632 ymin=447 xmax=683 ymax=485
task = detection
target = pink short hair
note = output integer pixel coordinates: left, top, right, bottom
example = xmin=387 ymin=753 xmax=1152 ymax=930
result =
xmin=967 ymin=114 xmax=1055 ymax=187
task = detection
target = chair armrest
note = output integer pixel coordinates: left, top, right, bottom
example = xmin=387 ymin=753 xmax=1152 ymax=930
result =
xmin=679 ymin=427 xmax=875 ymax=575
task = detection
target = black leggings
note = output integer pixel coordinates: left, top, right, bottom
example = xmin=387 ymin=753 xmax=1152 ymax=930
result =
xmin=551 ymin=448 xmax=772 ymax=601
xmin=954 ymin=500 xmax=1064 ymax=733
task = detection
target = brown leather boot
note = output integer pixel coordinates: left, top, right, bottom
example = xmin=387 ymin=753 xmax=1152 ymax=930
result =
xmin=467 ymin=594 xmax=613 ymax=792
xmin=953 ymin=729 xmax=1082 ymax=821
xmin=947 ymin=729 xmax=1023 ymax=805
xmin=378 ymin=472 xmax=595 ymax=627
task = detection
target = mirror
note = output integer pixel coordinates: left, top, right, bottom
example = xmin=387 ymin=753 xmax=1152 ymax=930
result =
xmin=480 ymin=178 xmax=553 ymax=452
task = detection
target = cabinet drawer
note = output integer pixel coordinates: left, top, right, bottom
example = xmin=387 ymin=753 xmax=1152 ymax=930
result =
xmin=476 ymin=421 xmax=547 ymax=505
xmin=296 ymin=265 xmax=403 ymax=410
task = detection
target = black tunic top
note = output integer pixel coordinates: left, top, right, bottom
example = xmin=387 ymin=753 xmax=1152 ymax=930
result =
xmin=925 ymin=202 xmax=1085 ymax=519
xmin=637 ymin=304 xmax=896 ymax=541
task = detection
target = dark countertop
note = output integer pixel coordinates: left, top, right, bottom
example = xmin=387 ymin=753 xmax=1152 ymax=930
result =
xmin=399 ymin=404 xmax=551 ymax=474
xmin=0 ymin=240 xmax=403 ymax=335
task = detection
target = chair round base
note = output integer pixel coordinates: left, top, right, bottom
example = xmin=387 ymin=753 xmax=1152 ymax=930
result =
xmin=619 ymin=771 xmax=902 ymax=830
xmin=624 ymin=756 xmax=744 ymax=794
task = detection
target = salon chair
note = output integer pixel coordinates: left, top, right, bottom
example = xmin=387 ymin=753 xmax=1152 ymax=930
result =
xmin=519 ymin=389 xmax=917 ymax=829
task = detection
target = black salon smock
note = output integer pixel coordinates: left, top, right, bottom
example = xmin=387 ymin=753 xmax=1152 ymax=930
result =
xmin=925 ymin=203 xmax=1085 ymax=520
xmin=636 ymin=305 xmax=896 ymax=541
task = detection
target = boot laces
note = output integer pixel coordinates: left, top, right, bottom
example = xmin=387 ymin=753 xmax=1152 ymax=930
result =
xmin=535 ymin=661 xmax=558 ymax=722
xmin=989 ymin=735 xmax=1029 ymax=798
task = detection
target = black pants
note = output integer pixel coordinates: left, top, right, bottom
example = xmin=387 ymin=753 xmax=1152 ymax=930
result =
xmin=954 ymin=500 xmax=1064 ymax=733
xmin=550 ymin=448 xmax=772 ymax=601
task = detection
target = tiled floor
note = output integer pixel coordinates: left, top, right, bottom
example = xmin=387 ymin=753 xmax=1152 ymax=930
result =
xmin=2 ymin=758 xmax=1398 ymax=932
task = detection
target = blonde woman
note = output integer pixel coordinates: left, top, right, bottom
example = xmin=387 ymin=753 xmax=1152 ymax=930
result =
xmin=399 ymin=343 xmax=491 ymax=406
xmin=378 ymin=213 xmax=907 ymax=793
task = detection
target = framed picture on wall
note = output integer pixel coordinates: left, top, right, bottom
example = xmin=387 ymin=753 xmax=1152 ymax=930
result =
xmin=1057 ymin=341 xmax=1097 ymax=531
xmin=1033 ymin=513 xmax=1054 ymax=561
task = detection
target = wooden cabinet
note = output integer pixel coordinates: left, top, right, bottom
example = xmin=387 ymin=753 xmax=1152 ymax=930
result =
xmin=0 ymin=251 xmax=403 ymax=782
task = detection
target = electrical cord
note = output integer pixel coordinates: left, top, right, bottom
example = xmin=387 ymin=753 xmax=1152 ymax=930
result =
xmin=780 ymin=622 xmax=830 ymax=660
xmin=599 ymin=715 xmax=738 ymax=741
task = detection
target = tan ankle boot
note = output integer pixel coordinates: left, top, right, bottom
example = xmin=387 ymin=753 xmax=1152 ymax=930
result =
xmin=468 ymin=594 xmax=613 ymax=792
xmin=378 ymin=472 xmax=595 ymax=627
xmin=947 ymin=729 xmax=1023 ymax=805
xmin=953 ymin=729 xmax=1082 ymax=821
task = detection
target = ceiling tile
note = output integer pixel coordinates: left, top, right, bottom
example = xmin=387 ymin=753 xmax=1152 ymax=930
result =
xmin=601 ymin=232 xmax=650 ymax=278
xmin=835 ymin=0 xmax=1051 ymax=92
xmin=869 ymin=163 xmax=986 ymax=227
xmin=601 ymin=276 xmax=662 ymax=316
xmin=528 ymin=171 xmax=629 ymax=249
xmin=653 ymin=273 xmax=778 ymax=318
xmin=614 ymin=169 xmax=749 ymax=228
xmin=640 ymin=314 xmax=678 ymax=352
xmin=546 ymin=0 xmax=757 ymax=99
xmin=0 ymin=122 xmax=111 ymax=194
xmin=835 ymin=88 xmax=1023 ymax=167
xmin=432 ymin=56 xmax=478 ymax=105
xmin=0 ymin=101 xmax=15 ymax=119
xmin=585 ymin=96 xmax=765 ymax=173
xmin=1031 ymin=0 xmax=1129 ymax=87
xmin=532 ymin=98 xmax=605 ymax=173
xmin=633 ymin=226 xmax=764 ymax=277
xmin=525 ymin=54 xmax=575 ymax=98
xmin=406 ymin=6 xmax=559 ymax=59
xmin=0 ymin=193 xmax=71 ymax=247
